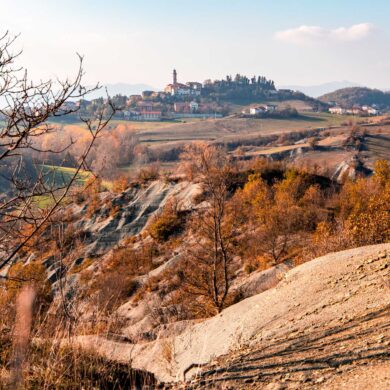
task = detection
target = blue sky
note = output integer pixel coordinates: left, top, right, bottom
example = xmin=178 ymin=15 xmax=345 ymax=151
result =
xmin=1 ymin=0 xmax=390 ymax=89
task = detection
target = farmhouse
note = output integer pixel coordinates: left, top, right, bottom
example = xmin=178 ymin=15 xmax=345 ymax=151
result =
xmin=247 ymin=104 xmax=278 ymax=116
xmin=250 ymin=106 xmax=267 ymax=115
xmin=362 ymin=105 xmax=380 ymax=115
xmin=264 ymin=104 xmax=277 ymax=113
xmin=347 ymin=107 xmax=363 ymax=115
xmin=128 ymin=109 xmax=162 ymax=121
xmin=122 ymin=100 xmax=162 ymax=121
xmin=138 ymin=111 xmax=162 ymax=121
xmin=329 ymin=107 xmax=347 ymax=115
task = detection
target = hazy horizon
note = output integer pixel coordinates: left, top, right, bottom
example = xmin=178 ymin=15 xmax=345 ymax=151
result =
xmin=1 ymin=0 xmax=390 ymax=89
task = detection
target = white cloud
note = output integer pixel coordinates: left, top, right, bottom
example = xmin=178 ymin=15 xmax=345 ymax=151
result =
xmin=275 ymin=23 xmax=374 ymax=45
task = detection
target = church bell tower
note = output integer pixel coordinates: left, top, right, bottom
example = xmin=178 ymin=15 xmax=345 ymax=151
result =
xmin=173 ymin=69 xmax=177 ymax=84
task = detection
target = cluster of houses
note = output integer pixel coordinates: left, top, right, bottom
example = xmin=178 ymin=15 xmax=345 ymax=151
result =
xmin=63 ymin=70 xmax=272 ymax=120
xmin=120 ymin=70 xmax=224 ymax=121
xmin=329 ymin=105 xmax=380 ymax=116
xmin=121 ymin=100 xmax=223 ymax=121
xmin=123 ymin=101 xmax=163 ymax=121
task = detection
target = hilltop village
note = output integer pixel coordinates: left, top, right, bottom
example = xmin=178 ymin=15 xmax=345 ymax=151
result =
xmin=119 ymin=70 xmax=226 ymax=121
xmin=58 ymin=71 xmax=387 ymax=122
xmin=62 ymin=70 xmax=317 ymax=121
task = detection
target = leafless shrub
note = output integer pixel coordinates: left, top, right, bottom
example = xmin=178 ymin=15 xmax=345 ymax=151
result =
xmin=179 ymin=143 xmax=237 ymax=315
xmin=136 ymin=163 xmax=160 ymax=183
xmin=0 ymin=32 xmax=116 ymax=271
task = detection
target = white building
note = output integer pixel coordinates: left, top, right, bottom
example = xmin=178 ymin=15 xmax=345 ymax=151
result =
xmin=264 ymin=104 xmax=277 ymax=113
xmin=346 ymin=107 xmax=363 ymax=115
xmin=248 ymin=104 xmax=277 ymax=115
xmin=329 ymin=107 xmax=347 ymax=115
xmin=362 ymin=106 xmax=380 ymax=116
xmin=249 ymin=107 xmax=266 ymax=115
xmin=367 ymin=108 xmax=380 ymax=115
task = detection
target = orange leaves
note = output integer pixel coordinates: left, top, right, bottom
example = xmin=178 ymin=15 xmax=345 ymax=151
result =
xmin=374 ymin=159 xmax=390 ymax=186
xmin=112 ymin=176 xmax=129 ymax=194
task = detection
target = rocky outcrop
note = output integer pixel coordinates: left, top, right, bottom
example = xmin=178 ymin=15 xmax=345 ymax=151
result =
xmin=332 ymin=156 xmax=371 ymax=183
xmin=75 ymin=181 xmax=201 ymax=256
xmin=33 ymin=180 xmax=202 ymax=294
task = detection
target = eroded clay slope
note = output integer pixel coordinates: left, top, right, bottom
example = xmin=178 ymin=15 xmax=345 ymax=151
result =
xmin=77 ymin=244 xmax=390 ymax=387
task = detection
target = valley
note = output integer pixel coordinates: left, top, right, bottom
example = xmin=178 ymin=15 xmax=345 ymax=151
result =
xmin=0 ymin=11 xmax=389 ymax=388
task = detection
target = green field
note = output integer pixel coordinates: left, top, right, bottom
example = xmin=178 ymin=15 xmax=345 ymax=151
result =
xmin=32 ymin=165 xmax=115 ymax=209
xmin=41 ymin=165 xmax=92 ymax=187
xmin=30 ymin=166 xmax=91 ymax=209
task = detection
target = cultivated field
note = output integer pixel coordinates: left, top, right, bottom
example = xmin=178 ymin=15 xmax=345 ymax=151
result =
xmin=52 ymin=112 xmax=353 ymax=147
xmin=41 ymin=165 xmax=92 ymax=186
xmin=362 ymin=133 xmax=390 ymax=165
xmin=136 ymin=113 xmax=351 ymax=145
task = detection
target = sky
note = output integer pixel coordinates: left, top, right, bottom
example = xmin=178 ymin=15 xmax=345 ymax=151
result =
xmin=1 ymin=0 xmax=390 ymax=90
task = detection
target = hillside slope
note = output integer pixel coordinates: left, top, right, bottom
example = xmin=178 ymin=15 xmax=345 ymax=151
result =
xmin=76 ymin=244 xmax=390 ymax=388
xmin=319 ymin=87 xmax=390 ymax=107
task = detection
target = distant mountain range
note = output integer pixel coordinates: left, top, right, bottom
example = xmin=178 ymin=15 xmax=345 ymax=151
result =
xmin=84 ymin=83 xmax=157 ymax=99
xmin=279 ymin=81 xmax=361 ymax=98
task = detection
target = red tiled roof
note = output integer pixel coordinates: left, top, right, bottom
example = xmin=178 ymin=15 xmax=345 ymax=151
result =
xmin=166 ymin=83 xmax=190 ymax=89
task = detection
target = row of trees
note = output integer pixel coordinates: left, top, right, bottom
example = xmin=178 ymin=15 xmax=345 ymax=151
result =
xmin=202 ymin=74 xmax=276 ymax=103
xmin=204 ymin=74 xmax=276 ymax=90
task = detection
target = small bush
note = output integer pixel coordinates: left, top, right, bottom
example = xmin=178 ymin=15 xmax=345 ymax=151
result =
xmin=112 ymin=175 xmax=129 ymax=193
xmin=148 ymin=213 xmax=182 ymax=242
xmin=136 ymin=164 xmax=160 ymax=183
xmin=70 ymin=257 xmax=94 ymax=274
xmin=148 ymin=201 xmax=184 ymax=242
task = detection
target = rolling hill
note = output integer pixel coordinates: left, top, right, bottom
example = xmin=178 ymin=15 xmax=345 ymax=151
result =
xmin=280 ymin=81 xmax=360 ymax=98
xmin=319 ymin=87 xmax=390 ymax=108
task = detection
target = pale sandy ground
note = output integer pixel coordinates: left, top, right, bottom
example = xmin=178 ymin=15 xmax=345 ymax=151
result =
xmin=76 ymin=244 xmax=389 ymax=389
xmin=168 ymin=244 xmax=390 ymax=389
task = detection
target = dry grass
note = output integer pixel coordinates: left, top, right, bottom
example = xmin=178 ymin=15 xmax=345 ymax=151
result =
xmin=0 ymin=282 xmax=157 ymax=389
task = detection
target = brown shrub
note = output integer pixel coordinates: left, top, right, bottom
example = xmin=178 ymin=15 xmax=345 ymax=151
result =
xmin=83 ymin=243 xmax=160 ymax=314
xmin=136 ymin=163 xmax=160 ymax=183
xmin=5 ymin=262 xmax=53 ymax=316
xmin=148 ymin=201 xmax=184 ymax=242
xmin=112 ymin=175 xmax=129 ymax=193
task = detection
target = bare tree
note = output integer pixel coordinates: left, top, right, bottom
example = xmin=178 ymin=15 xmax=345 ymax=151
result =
xmin=0 ymin=32 xmax=115 ymax=271
xmin=180 ymin=143 xmax=236 ymax=315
